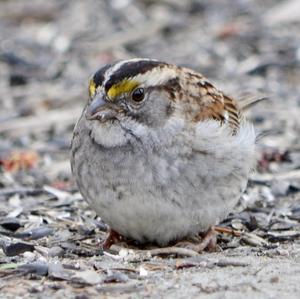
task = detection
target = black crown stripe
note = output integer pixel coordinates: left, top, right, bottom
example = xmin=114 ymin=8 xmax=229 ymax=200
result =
xmin=104 ymin=60 xmax=166 ymax=92
xmin=93 ymin=63 xmax=114 ymax=87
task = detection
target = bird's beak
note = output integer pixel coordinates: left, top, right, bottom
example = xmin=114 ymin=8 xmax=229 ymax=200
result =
xmin=85 ymin=94 xmax=118 ymax=122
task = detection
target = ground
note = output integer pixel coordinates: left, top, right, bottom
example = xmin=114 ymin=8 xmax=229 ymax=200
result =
xmin=0 ymin=0 xmax=300 ymax=298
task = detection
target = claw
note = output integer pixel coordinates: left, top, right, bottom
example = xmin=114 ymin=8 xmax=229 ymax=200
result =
xmin=175 ymin=226 xmax=218 ymax=253
xmin=102 ymin=229 xmax=122 ymax=249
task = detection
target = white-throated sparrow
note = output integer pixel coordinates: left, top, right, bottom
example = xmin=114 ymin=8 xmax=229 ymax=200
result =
xmin=71 ymin=58 xmax=256 ymax=250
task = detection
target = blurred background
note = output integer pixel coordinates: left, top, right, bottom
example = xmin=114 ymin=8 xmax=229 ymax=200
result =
xmin=0 ymin=0 xmax=300 ymax=296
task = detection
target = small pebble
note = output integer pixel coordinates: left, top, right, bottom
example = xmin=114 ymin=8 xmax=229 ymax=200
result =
xmin=276 ymin=248 xmax=289 ymax=256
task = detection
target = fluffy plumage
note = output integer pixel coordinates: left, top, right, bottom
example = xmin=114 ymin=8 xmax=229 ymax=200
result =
xmin=71 ymin=58 xmax=256 ymax=245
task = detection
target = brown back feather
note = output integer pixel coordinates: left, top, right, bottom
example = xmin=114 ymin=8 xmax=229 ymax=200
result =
xmin=163 ymin=67 xmax=262 ymax=135
xmin=184 ymin=75 xmax=241 ymax=134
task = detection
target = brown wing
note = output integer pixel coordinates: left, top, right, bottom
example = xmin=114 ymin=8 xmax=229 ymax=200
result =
xmin=164 ymin=67 xmax=241 ymax=134
xmin=191 ymin=80 xmax=241 ymax=134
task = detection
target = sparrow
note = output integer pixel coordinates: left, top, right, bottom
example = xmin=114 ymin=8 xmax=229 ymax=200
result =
xmin=71 ymin=58 xmax=256 ymax=251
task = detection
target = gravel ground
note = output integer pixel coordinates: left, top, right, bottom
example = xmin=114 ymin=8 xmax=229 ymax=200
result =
xmin=0 ymin=0 xmax=300 ymax=298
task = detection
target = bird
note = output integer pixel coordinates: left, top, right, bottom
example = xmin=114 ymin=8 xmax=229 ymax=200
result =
xmin=71 ymin=58 xmax=257 ymax=252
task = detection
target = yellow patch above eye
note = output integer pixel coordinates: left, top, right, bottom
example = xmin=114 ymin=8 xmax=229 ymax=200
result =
xmin=107 ymin=79 xmax=139 ymax=100
xmin=89 ymin=79 xmax=96 ymax=97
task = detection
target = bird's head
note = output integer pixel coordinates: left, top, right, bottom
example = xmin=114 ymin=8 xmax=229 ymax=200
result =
xmin=86 ymin=59 xmax=180 ymax=124
xmin=85 ymin=58 xmax=183 ymax=147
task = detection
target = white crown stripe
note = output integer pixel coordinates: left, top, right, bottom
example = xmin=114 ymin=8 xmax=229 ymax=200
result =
xmin=110 ymin=67 xmax=176 ymax=89
xmin=103 ymin=58 xmax=158 ymax=86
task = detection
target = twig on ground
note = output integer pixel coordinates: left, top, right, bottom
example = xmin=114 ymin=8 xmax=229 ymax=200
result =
xmin=109 ymin=244 xmax=199 ymax=258
xmin=214 ymin=226 xmax=242 ymax=237
xmin=145 ymin=247 xmax=199 ymax=257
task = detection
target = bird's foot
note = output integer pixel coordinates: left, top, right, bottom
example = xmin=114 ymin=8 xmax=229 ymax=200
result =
xmin=102 ymin=229 xmax=122 ymax=249
xmin=175 ymin=226 xmax=219 ymax=253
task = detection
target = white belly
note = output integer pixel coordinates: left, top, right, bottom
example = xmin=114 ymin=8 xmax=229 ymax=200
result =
xmin=72 ymin=118 xmax=255 ymax=245
xmin=77 ymin=143 xmax=247 ymax=245
xmin=94 ymin=180 xmax=244 ymax=245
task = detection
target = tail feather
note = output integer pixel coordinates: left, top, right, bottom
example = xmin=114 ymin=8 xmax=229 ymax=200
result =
xmin=238 ymin=95 xmax=269 ymax=111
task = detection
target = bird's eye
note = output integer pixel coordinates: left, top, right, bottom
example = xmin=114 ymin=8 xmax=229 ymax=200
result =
xmin=131 ymin=88 xmax=145 ymax=103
